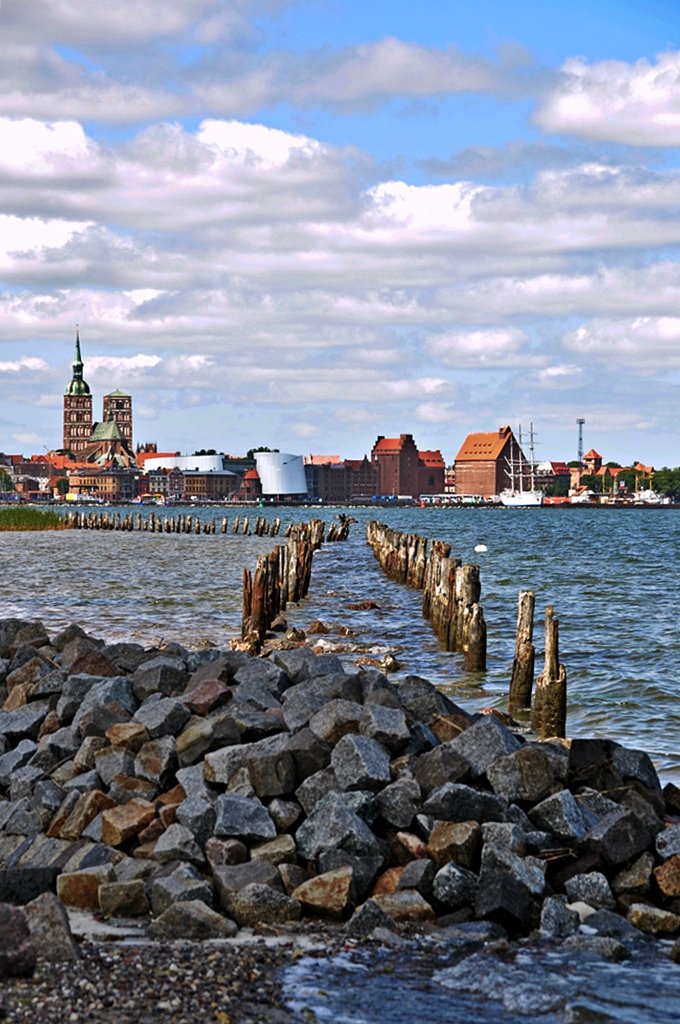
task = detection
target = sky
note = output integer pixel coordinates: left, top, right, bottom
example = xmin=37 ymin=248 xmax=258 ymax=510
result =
xmin=1 ymin=0 xmax=680 ymax=467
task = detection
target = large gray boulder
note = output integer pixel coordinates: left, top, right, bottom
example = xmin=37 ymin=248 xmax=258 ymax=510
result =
xmin=331 ymin=734 xmax=391 ymax=792
xmin=213 ymin=794 xmax=277 ymax=841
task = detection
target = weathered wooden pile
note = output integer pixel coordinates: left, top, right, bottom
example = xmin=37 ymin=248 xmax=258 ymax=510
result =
xmin=64 ymin=510 xmax=284 ymax=537
xmin=1 ymin=615 xmax=680 ymax=970
xmin=242 ymin=518 xmax=348 ymax=650
xmin=366 ymin=521 xmax=487 ymax=671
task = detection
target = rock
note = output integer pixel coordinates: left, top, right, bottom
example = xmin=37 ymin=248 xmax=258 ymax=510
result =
xmin=486 ymin=744 xmax=565 ymax=804
xmin=564 ymin=871 xmax=616 ymax=910
xmin=414 ymin=742 xmax=470 ymax=795
xmin=181 ymin=678 xmax=231 ymax=716
xmin=612 ymin=851 xmax=655 ymax=897
xmin=228 ymin=883 xmax=301 ymax=927
xmin=371 ymin=890 xmax=435 ymax=922
xmin=268 ymin=798 xmax=302 ymax=832
xmin=295 ymin=791 xmax=385 ymax=865
xmin=108 ymin=775 xmax=159 ymax=805
xmin=627 ymin=902 xmax=680 ymax=935
xmin=246 ymin=748 xmax=295 ymax=799
xmin=133 ymin=697 xmax=190 ymax=739
xmin=308 ymin=699 xmax=365 ymax=745
xmin=131 ymin=656 xmax=188 ymax=702
xmin=481 ymin=822 xmax=527 ymax=854
xmin=561 ymin=934 xmax=631 ymax=961
xmin=432 ymin=861 xmax=478 ymax=910
xmin=447 ymin=715 xmax=521 ymax=779
xmin=106 ymin=721 xmax=149 ymax=752
xmin=135 ymin=737 xmax=177 ymax=785
xmin=147 ymin=899 xmax=237 ymax=940
xmin=25 ymin=892 xmax=79 ymax=961
xmin=203 ymin=734 xmax=289 ymax=785
xmin=345 ymin=898 xmax=398 ymax=937
xmin=98 ymin=879 xmax=149 ymax=917
xmin=292 ymin=866 xmax=355 ymax=918
xmin=56 ymin=865 xmax=114 ymax=910
xmin=250 ymin=835 xmax=297 ymax=866
xmin=285 ymin=728 xmax=331 ymax=782
xmin=213 ymin=794 xmax=276 ymax=841
xmin=204 ymin=837 xmax=248 ymax=868
xmin=295 ymin=766 xmax=341 ymax=814
xmin=585 ymin=908 xmax=642 ymax=938
xmin=331 ymin=734 xmax=391 ymax=792
xmin=376 ymin=779 xmax=421 ymax=828
xmin=656 ymin=825 xmax=680 ymax=860
xmin=0 ymin=700 xmax=51 ymax=741
xmin=397 ymin=859 xmax=436 ymax=896
xmin=0 ymin=867 xmax=60 ymax=904
xmin=423 ymin=783 xmax=507 ymax=824
xmin=428 ymin=820 xmax=481 ymax=869
xmin=153 ymin=823 xmax=204 ymax=865
xmin=397 ymin=676 xmax=471 ymax=729
xmin=475 ymin=869 xmax=540 ymax=933
xmin=360 ymin=704 xmax=411 ymax=752
xmin=480 ymin=843 xmax=546 ymax=899
xmin=586 ymin=799 xmax=661 ymax=866
xmin=175 ymin=795 xmax=216 ymax=847
xmin=539 ymin=895 xmax=580 ymax=938
xmin=212 ymin=861 xmax=282 ymax=912
xmin=0 ymin=738 xmax=37 ymax=787
xmin=528 ymin=789 xmax=589 ymax=842
xmin=654 ymin=855 xmax=680 ymax=899
xmin=0 ymin=903 xmax=36 ymax=978
xmin=57 ymin=790 xmax=115 ymax=841
xmin=101 ymin=798 xmax=156 ymax=846
xmin=69 ymin=677 xmax=136 ymax=731
xmin=150 ymin=865 xmax=213 ymax=916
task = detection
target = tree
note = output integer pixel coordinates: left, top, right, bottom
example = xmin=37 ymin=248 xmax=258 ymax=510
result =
xmin=192 ymin=449 xmax=217 ymax=456
xmin=56 ymin=477 xmax=70 ymax=496
xmin=0 ymin=470 xmax=13 ymax=492
xmin=246 ymin=446 xmax=279 ymax=459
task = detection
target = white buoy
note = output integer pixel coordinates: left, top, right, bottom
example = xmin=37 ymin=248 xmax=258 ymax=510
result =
xmin=474 ymin=543 xmax=488 ymax=553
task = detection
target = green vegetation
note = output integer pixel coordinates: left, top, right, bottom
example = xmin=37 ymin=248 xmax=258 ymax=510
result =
xmin=0 ymin=470 xmax=14 ymax=492
xmin=0 ymin=508 xmax=67 ymax=531
xmin=654 ymin=467 xmax=680 ymax=500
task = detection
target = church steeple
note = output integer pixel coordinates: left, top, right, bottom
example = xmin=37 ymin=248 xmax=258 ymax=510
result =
xmin=65 ymin=325 xmax=91 ymax=397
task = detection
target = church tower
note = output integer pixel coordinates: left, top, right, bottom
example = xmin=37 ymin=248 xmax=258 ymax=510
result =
xmin=103 ymin=390 xmax=133 ymax=449
xmin=63 ymin=328 xmax=93 ymax=455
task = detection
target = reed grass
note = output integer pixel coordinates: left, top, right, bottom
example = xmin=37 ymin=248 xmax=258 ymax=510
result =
xmin=0 ymin=508 xmax=67 ymax=531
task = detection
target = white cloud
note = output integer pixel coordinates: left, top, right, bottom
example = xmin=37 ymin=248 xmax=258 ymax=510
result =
xmin=88 ymin=355 xmax=163 ymax=375
xmin=536 ymin=51 xmax=680 ymax=145
xmin=0 ymin=357 xmax=49 ymax=373
xmin=426 ymin=328 xmax=530 ymax=367
xmin=532 ymin=363 xmax=583 ymax=387
xmin=564 ymin=317 xmax=680 ymax=370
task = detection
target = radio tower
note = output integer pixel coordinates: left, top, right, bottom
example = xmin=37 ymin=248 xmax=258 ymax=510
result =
xmin=577 ymin=418 xmax=585 ymax=465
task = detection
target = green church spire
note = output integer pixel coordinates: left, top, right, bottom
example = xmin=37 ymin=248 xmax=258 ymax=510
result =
xmin=65 ymin=325 xmax=91 ymax=396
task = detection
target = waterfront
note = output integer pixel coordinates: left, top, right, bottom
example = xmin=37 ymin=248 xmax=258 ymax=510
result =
xmin=1 ymin=504 xmax=678 ymax=779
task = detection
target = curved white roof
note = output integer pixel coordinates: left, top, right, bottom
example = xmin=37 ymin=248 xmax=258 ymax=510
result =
xmin=255 ymin=452 xmax=308 ymax=495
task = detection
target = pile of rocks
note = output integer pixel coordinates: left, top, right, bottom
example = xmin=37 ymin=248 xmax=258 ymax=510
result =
xmin=1 ymin=614 xmax=680 ymax=974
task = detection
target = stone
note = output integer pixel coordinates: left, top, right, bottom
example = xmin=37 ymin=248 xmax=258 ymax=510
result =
xmin=370 ymin=866 xmax=404 ymax=896
xmin=56 ymin=865 xmax=114 ymax=910
xmin=150 ymin=866 xmax=213 ymax=916
xmin=213 ymin=794 xmax=277 ymax=841
xmin=486 ymin=744 xmax=565 ymax=804
xmin=428 ymin=820 xmax=481 ymax=869
xmin=612 ymin=852 xmax=655 ymax=896
xmin=481 ymin=822 xmax=527 ymax=854
xmin=131 ymin=656 xmax=188 ymax=702
xmin=432 ymin=862 xmax=478 ymax=910
xmin=528 ymin=790 xmax=589 ymax=842
xmin=413 ymin=742 xmax=470 ymax=795
xmin=561 ymin=935 xmax=631 ymax=961
xmin=656 ymin=825 xmax=680 ymax=860
xmin=371 ymin=890 xmax=435 ymax=922
xmin=331 ymin=734 xmax=391 ymax=792
xmin=153 ymin=823 xmax=204 ymax=865
xmin=565 ymin=871 xmax=616 ymax=910
xmin=148 ymin=900 xmax=237 ymax=940
xmin=0 ymin=903 xmax=36 ymax=978
xmin=25 ymin=892 xmax=79 ymax=961
xmin=93 ymin=746 xmax=136 ymax=787
xmin=133 ymin=697 xmax=190 ymax=739
xmin=233 ymin=657 xmax=292 ymax=697
xmin=480 ymin=844 xmax=546 ymax=899
xmin=0 ymin=738 xmax=37 ymax=787
xmin=423 ymin=783 xmax=507 ymax=824
xmin=72 ymin=735 xmax=107 ymax=772
xmin=0 ymin=700 xmax=51 ymax=740
xmin=308 ymin=699 xmax=365 ymax=745
xmin=203 ymin=734 xmax=289 ymax=785
xmin=345 ymin=898 xmax=398 ymax=938
xmin=360 ymin=704 xmax=411 ymax=752
xmin=0 ymin=867 xmax=60 ymax=904
xmin=69 ymin=676 xmax=136 ymax=729
xmin=397 ymin=675 xmax=469 ymax=726
xmin=58 ymin=790 xmax=115 ymax=841
xmin=295 ymin=791 xmax=385 ymax=864
xmin=587 ymin=801 xmax=661 ymax=866
xmin=101 ymin=799 xmax=156 ymax=847
xmin=175 ymin=795 xmax=216 ymax=847
xmin=268 ymin=798 xmax=302 ymax=832
xmin=292 ymin=866 xmax=355 ymax=918
xmin=285 ymin=729 xmax=332 ymax=783
xmin=212 ymin=861 xmax=282 ymax=912
xmin=106 ymin=721 xmax=149 ymax=752
xmin=180 ymin=678 xmax=231 ymax=716
xmin=250 ymin=835 xmax=297 ymax=866
xmin=585 ymin=909 xmax=642 ymax=938
xmin=246 ymin=748 xmax=296 ymax=799
xmin=295 ymin=767 xmax=341 ymax=814
xmin=539 ymin=895 xmax=580 ymax=938
xmin=135 ymin=736 xmax=177 ymax=785
xmin=475 ymin=869 xmax=540 ymax=933
xmin=205 ymin=837 xmax=248 ymax=868
xmin=627 ymin=902 xmax=680 ymax=936
xmin=448 ymin=715 xmax=521 ymax=778
xmin=108 ymin=775 xmax=159 ymax=805
xmin=397 ymin=859 xmax=436 ymax=896
xmin=230 ymin=883 xmax=301 ymax=927
xmin=98 ymin=879 xmax=149 ymax=917
xmin=654 ymin=856 xmax=680 ymax=899
xmin=377 ymin=779 xmax=421 ymax=828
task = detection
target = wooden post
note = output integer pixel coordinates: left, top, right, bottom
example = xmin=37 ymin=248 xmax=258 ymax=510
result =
xmin=531 ymin=606 xmax=567 ymax=739
xmin=509 ymin=591 xmax=535 ymax=715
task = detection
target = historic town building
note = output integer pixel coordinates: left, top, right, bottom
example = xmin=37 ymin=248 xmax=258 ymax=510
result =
xmin=62 ymin=331 xmax=134 ymax=460
xmin=63 ymin=330 xmax=93 ymax=455
xmin=454 ymin=425 xmax=526 ymax=499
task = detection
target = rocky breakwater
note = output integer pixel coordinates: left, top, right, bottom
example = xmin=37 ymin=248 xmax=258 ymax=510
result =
xmin=1 ymin=614 xmax=680 ymax=979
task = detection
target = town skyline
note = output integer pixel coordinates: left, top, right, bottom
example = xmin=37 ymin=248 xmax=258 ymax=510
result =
xmin=2 ymin=2 xmax=679 ymax=466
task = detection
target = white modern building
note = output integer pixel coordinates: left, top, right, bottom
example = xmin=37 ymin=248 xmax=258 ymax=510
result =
xmin=255 ymin=452 xmax=308 ymax=496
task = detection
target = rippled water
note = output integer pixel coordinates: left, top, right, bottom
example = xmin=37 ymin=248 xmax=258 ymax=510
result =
xmin=1 ymin=505 xmax=679 ymax=777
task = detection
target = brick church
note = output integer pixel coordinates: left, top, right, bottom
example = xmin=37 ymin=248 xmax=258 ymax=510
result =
xmin=62 ymin=330 xmax=136 ymax=467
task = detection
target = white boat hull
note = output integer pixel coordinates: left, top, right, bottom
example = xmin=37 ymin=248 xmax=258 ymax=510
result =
xmin=499 ymin=490 xmax=544 ymax=507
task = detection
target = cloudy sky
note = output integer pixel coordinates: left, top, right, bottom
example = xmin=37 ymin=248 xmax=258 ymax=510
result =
xmin=1 ymin=0 xmax=679 ymax=466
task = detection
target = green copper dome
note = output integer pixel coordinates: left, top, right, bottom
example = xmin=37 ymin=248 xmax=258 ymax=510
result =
xmin=65 ymin=329 xmax=91 ymax=396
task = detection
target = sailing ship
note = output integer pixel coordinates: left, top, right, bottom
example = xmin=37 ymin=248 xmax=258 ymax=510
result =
xmin=499 ymin=423 xmax=544 ymax=507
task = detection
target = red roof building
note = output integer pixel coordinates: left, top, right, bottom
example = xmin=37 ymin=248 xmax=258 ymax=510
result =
xmin=418 ymin=449 xmax=446 ymax=495
xmin=371 ymin=434 xmax=420 ymax=498
xmin=454 ymin=426 xmax=524 ymax=498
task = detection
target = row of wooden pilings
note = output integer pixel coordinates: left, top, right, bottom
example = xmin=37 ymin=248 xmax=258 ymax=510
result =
xmin=366 ymin=522 xmax=567 ymax=739
xmin=241 ymin=518 xmax=351 ymax=649
xmin=365 ymin=521 xmax=487 ymax=673
xmin=64 ymin=510 xmax=283 ymax=537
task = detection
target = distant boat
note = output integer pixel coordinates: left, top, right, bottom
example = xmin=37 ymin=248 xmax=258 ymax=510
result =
xmin=499 ymin=423 xmax=544 ymax=508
